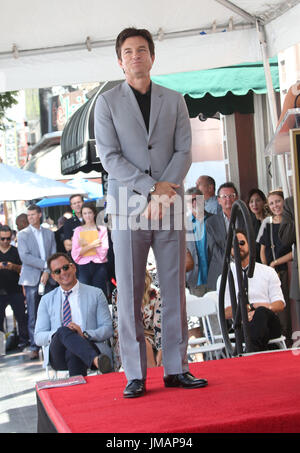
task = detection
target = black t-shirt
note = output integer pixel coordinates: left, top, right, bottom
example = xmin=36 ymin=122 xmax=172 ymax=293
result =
xmin=0 ymin=246 xmax=22 ymax=294
xmin=259 ymin=222 xmax=292 ymax=271
xmin=63 ymin=215 xmax=82 ymax=241
xmin=129 ymin=83 xmax=151 ymax=132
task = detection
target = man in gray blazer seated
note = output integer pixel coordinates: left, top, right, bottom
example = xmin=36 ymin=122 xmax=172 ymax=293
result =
xmin=94 ymin=27 xmax=207 ymax=398
xmin=18 ymin=204 xmax=57 ymax=359
xmin=34 ymin=253 xmax=113 ymax=376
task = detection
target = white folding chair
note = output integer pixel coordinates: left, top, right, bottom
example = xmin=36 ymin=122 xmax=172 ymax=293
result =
xmin=186 ymin=290 xmax=228 ymax=361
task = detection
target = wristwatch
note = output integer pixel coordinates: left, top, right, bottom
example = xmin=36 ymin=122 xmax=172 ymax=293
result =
xmin=83 ymin=331 xmax=92 ymax=341
xmin=149 ymin=184 xmax=156 ymax=195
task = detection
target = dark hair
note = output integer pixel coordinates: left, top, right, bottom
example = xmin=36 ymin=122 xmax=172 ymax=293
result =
xmin=69 ymin=194 xmax=84 ymax=204
xmin=115 ymin=27 xmax=155 ymax=59
xmin=47 ymin=252 xmax=73 ymax=270
xmin=217 ymin=182 xmax=238 ymax=197
xmin=185 ymin=187 xmax=203 ymax=196
xmin=0 ymin=225 xmax=11 ymax=233
xmin=27 ymin=204 xmax=42 ymax=214
xmin=235 ymin=228 xmax=248 ymax=240
xmin=247 ymin=188 xmax=267 ymax=205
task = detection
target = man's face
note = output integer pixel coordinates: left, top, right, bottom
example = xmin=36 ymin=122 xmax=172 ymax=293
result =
xmin=197 ymin=177 xmax=213 ymax=199
xmin=218 ymin=187 xmax=237 ymax=214
xmin=50 ymin=256 xmax=77 ymax=291
xmin=118 ymin=36 xmax=155 ymax=81
xmin=0 ymin=231 xmax=12 ymax=250
xmin=231 ymin=233 xmax=249 ymax=262
xmin=27 ymin=209 xmax=42 ymax=228
xmin=186 ymin=194 xmax=204 ymax=219
xmin=70 ymin=196 xmax=84 ymax=216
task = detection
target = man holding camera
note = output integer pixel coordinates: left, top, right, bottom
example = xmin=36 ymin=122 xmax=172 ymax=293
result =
xmin=0 ymin=225 xmax=29 ymax=351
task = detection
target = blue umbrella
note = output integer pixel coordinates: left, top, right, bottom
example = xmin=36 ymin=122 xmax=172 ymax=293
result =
xmin=37 ymin=178 xmax=103 ymax=208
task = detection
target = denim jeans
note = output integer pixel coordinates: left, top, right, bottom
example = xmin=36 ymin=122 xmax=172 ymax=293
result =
xmin=77 ymin=262 xmax=108 ymax=298
xmin=0 ymin=292 xmax=29 ymax=345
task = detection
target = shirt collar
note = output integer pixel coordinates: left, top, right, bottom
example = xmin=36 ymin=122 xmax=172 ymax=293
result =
xmin=60 ymin=280 xmax=79 ymax=295
xmin=129 ymin=82 xmax=152 ymax=97
xmin=29 ymin=224 xmax=41 ymax=233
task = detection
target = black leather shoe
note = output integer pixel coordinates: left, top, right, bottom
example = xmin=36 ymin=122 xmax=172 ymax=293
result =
xmin=164 ymin=372 xmax=208 ymax=389
xmin=123 ymin=379 xmax=146 ymax=398
xmin=97 ymin=354 xmax=113 ymax=374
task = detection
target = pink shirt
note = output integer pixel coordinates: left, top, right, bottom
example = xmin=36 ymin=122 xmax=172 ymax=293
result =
xmin=71 ymin=225 xmax=109 ymax=265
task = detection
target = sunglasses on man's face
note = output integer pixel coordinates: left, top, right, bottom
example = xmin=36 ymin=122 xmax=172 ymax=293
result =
xmin=0 ymin=237 xmax=11 ymax=241
xmin=51 ymin=263 xmax=72 ymax=275
xmin=238 ymin=240 xmax=246 ymax=246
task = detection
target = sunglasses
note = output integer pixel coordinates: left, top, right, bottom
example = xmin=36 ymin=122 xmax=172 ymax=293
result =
xmin=0 ymin=237 xmax=11 ymax=241
xmin=51 ymin=263 xmax=72 ymax=275
xmin=218 ymin=194 xmax=237 ymax=200
xmin=238 ymin=240 xmax=246 ymax=246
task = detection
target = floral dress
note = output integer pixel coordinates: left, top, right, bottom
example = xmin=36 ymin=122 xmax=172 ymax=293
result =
xmin=111 ymin=286 xmax=162 ymax=371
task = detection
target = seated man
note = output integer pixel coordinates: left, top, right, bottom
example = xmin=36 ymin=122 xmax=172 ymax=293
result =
xmin=34 ymin=252 xmax=113 ymax=376
xmin=217 ymin=230 xmax=285 ymax=352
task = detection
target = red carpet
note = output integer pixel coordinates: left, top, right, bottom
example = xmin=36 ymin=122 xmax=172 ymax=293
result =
xmin=36 ymin=350 xmax=300 ymax=433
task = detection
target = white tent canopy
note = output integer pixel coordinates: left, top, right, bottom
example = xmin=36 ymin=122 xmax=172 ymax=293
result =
xmin=1 ymin=0 xmax=300 ymax=92
xmin=0 ymin=163 xmax=86 ymax=201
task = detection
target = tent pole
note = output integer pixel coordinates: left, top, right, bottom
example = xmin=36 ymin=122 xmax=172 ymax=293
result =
xmin=256 ymin=20 xmax=290 ymax=196
xmin=256 ymin=20 xmax=278 ymax=133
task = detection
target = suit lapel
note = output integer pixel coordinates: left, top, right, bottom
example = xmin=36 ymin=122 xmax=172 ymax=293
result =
xmin=123 ymin=82 xmax=148 ymax=135
xmin=78 ymin=283 xmax=88 ymax=331
xmin=41 ymin=227 xmax=48 ymax=254
xmin=27 ymin=227 xmax=41 ymax=259
xmin=123 ymin=81 xmax=163 ymax=138
xmin=149 ymin=82 xmax=163 ymax=139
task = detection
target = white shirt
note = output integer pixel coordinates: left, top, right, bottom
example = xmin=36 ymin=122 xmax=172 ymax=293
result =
xmin=29 ymin=224 xmax=46 ymax=266
xmin=217 ymin=262 xmax=285 ymax=309
xmin=60 ymin=281 xmax=83 ymax=328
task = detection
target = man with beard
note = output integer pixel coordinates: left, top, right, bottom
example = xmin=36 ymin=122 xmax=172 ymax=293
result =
xmin=217 ymin=230 xmax=285 ymax=352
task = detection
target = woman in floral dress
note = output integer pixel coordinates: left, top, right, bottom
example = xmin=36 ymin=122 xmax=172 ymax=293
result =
xmin=111 ymin=270 xmax=162 ymax=371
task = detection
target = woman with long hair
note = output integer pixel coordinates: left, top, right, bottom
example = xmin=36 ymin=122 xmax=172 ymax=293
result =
xmin=259 ymin=190 xmax=293 ymax=344
xmin=247 ymin=188 xmax=267 ymax=262
xmin=71 ymin=202 xmax=109 ymax=297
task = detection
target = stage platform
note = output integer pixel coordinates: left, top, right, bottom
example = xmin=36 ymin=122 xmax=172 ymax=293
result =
xmin=36 ymin=350 xmax=300 ymax=433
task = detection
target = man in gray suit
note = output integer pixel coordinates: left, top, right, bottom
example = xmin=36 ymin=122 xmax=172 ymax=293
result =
xmin=94 ymin=27 xmax=207 ymax=398
xmin=18 ymin=204 xmax=56 ymax=359
xmin=35 ymin=253 xmax=113 ymax=376
xmin=206 ymin=182 xmax=239 ymax=290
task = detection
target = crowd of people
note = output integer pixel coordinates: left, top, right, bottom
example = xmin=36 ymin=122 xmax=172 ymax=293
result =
xmin=0 ymin=27 xmax=299 ymax=401
xmin=186 ymin=176 xmax=297 ymax=350
xmin=0 ymin=175 xmax=297 ymax=373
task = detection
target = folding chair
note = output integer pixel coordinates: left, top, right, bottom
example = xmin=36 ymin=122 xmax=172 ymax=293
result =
xmin=211 ymin=290 xmax=287 ymax=352
xmin=186 ymin=290 xmax=228 ymax=361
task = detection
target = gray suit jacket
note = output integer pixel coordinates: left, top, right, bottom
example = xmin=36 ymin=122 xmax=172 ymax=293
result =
xmin=94 ymin=81 xmax=192 ymax=215
xmin=206 ymin=212 xmax=227 ymax=290
xmin=34 ymin=282 xmax=113 ymax=368
xmin=17 ymin=226 xmax=56 ymax=286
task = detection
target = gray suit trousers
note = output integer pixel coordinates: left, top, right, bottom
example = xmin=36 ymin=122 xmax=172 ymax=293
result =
xmin=111 ymin=214 xmax=189 ymax=381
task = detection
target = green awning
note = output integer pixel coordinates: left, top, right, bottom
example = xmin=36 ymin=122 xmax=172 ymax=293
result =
xmin=152 ymin=58 xmax=279 ymax=99
xmin=151 ymin=58 xmax=279 ymax=118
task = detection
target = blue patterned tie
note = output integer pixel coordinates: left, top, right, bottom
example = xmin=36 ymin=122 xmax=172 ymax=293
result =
xmin=62 ymin=290 xmax=72 ymax=326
